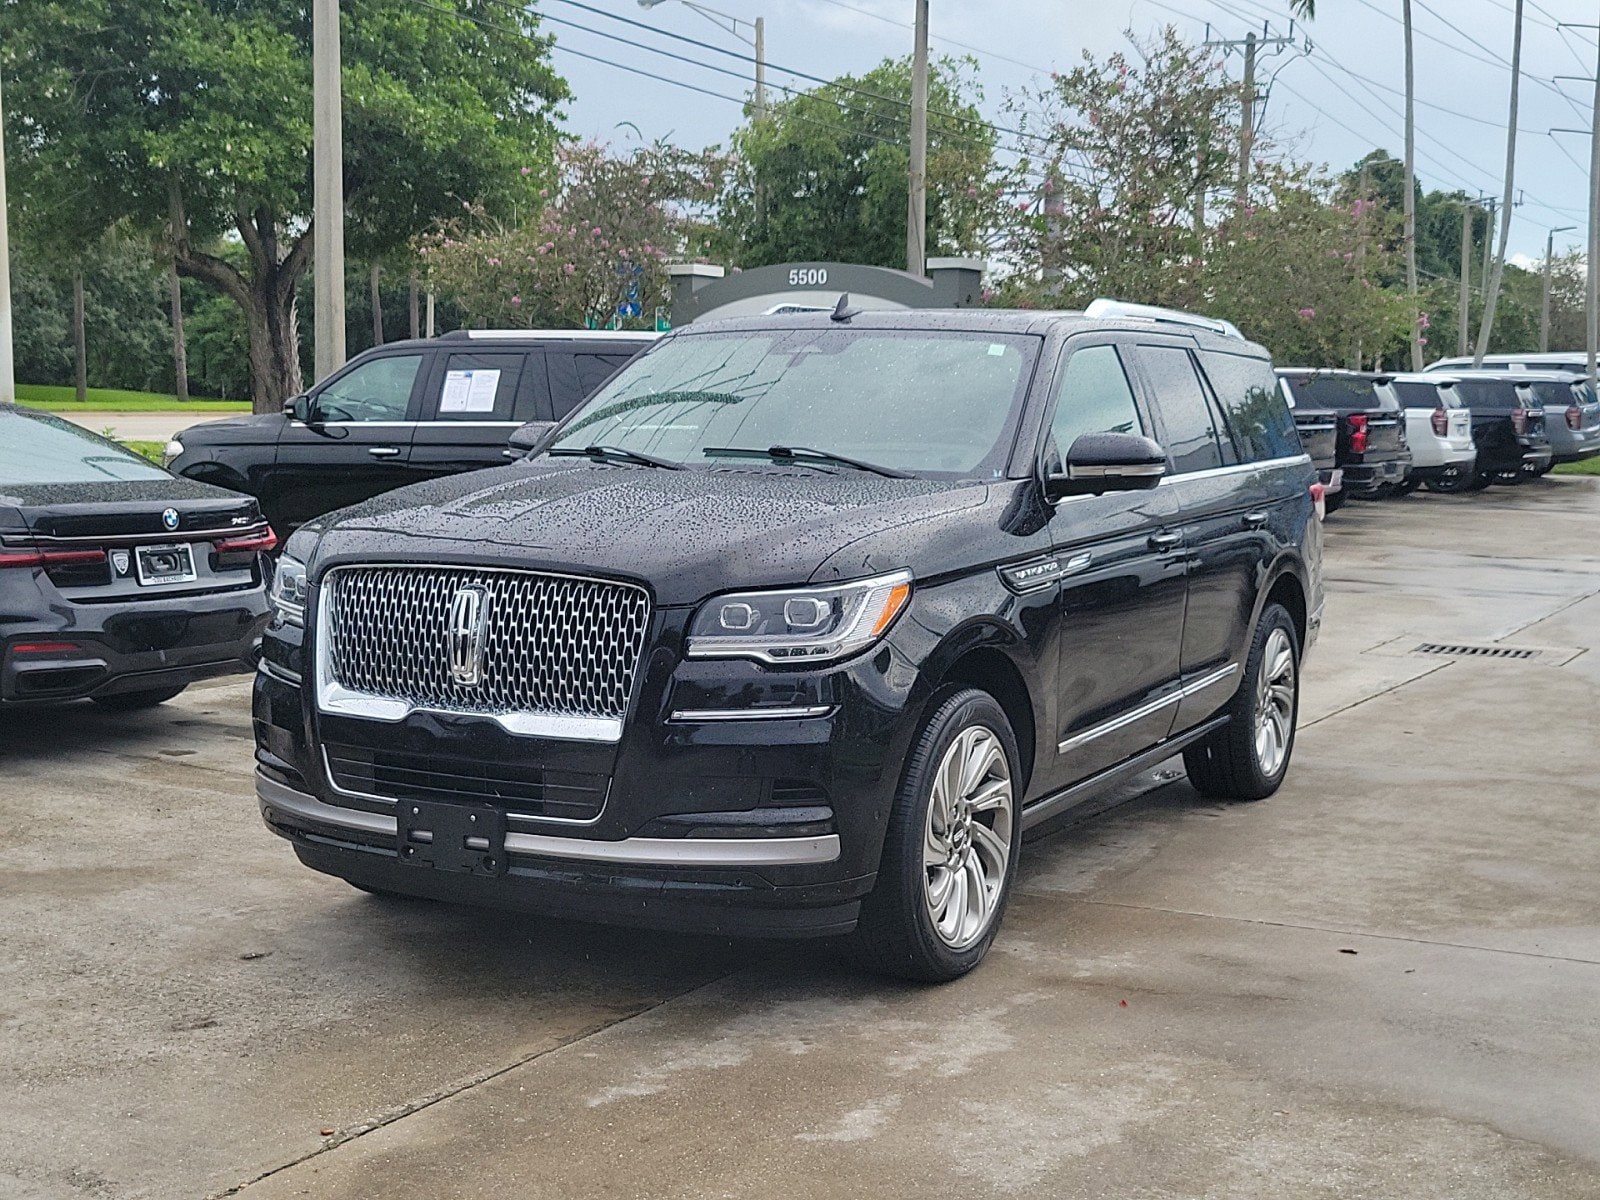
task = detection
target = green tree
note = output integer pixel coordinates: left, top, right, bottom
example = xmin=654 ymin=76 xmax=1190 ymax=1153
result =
xmin=723 ymin=57 xmax=1002 ymax=270
xmin=2 ymin=0 xmax=567 ymax=411
xmin=421 ymin=141 xmax=726 ymax=331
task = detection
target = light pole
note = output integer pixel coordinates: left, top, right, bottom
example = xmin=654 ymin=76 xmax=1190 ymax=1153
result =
xmin=907 ymin=0 xmax=928 ymax=276
xmin=1541 ymin=225 xmax=1577 ymax=353
xmin=0 ymin=67 xmax=14 ymax=403
xmin=637 ymin=0 xmax=765 ymax=119
xmin=313 ymin=0 xmax=346 ymax=382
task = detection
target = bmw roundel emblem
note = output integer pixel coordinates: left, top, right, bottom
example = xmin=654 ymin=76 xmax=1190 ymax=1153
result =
xmin=161 ymin=508 xmax=180 ymax=532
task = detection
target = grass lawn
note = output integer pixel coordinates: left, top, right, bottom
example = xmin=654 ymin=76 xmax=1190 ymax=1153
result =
xmin=15 ymin=384 xmax=248 ymax=413
xmin=1553 ymin=458 xmax=1600 ymax=477
xmin=119 ymin=441 xmax=168 ymax=465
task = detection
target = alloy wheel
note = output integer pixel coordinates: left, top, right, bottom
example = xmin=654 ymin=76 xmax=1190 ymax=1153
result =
xmin=1254 ymin=627 xmax=1296 ymax=778
xmin=922 ymin=725 xmax=1014 ymax=950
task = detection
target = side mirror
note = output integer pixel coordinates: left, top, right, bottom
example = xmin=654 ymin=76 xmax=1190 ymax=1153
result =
xmin=1045 ymin=432 xmax=1167 ymax=500
xmin=284 ymin=395 xmax=314 ymax=424
xmin=505 ymin=420 xmax=558 ymax=459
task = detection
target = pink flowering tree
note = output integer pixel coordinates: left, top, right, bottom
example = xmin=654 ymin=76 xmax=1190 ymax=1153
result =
xmin=419 ymin=140 xmax=728 ymax=330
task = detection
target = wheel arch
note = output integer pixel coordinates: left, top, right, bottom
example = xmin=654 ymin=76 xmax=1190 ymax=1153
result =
xmin=914 ymin=621 xmax=1039 ymax=800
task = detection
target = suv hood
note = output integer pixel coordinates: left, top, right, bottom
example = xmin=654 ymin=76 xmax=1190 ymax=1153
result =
xmin=309 ymin=459 xmax=992 ymax=605
xmin=176 ymin=412 xmax=284 ymax=445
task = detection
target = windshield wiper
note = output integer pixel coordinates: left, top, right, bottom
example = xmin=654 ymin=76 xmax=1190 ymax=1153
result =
xmin=548 ymin=445 xmax=684 ymax=470
xmin=702 ymin=445 xmax=912 ymax=479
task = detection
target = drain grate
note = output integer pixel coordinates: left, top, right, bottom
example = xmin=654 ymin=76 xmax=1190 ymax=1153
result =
xmin=1413 ymin=642 xmax=1539 ymax=660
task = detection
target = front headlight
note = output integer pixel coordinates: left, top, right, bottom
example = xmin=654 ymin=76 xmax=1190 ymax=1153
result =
xmin=686 ymin=570 xmax=912 ymax=664
xmin=268 ymin=555 xmax=309 ymax=627
xmin=162 ymin=438 xmax=184 ymax=467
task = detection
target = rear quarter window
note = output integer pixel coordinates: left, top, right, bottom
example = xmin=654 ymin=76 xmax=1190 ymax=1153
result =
xmin=1199 ymin=352 xmax=1301 ymax=462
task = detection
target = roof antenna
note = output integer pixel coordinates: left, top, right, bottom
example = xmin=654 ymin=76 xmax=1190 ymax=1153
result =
xmin=830 ymin=293 xmax=860 ymax=322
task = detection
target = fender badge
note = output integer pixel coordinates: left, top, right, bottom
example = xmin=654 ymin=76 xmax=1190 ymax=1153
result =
xmin=110 ymin=549 xmax=132 ymax=576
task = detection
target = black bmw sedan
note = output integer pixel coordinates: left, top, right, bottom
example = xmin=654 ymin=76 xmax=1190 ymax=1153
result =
xmin=1 ymin=405 xmax=274 ymax=710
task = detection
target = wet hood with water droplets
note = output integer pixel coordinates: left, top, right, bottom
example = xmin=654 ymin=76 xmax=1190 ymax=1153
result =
xmin=306 ymin=458 xmax=1002 ymax=605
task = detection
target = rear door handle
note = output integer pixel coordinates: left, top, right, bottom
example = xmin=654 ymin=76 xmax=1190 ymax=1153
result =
xmin=1242 ymin=511 xmax=1268 ymax=530
xmin=368 ymin=446 xmax=402 ymax=459
xmin=1148 ymin=531 xmax=1182 ymax=552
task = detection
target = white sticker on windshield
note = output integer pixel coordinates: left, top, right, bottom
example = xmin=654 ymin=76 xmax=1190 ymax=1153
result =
xmin=987 ymin=343 xmax=1006 ymax=356
xmin=440 ymin=369 xmax=501 ymax=413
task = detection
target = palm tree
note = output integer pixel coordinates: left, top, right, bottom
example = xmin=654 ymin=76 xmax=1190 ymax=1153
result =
xmin=1475 ymin=0 xmax=1525 ymax=365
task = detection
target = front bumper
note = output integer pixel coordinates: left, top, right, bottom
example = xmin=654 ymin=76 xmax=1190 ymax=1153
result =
xmin=1 ymin=581 xmax=269 ymax=704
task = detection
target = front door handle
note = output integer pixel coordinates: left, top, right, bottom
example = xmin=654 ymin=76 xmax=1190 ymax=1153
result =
xmin=1148 ymin=531 xmax=1182 ymax=552
xmin=368 ymin=446 xmax=402 ymax=459
xmin=1242 ymin=511 xmax=1268 ymax=530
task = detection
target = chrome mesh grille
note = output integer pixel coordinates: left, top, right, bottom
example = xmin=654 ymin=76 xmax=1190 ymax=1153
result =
xmin=324 ymin=566 xmax=650 ymax=721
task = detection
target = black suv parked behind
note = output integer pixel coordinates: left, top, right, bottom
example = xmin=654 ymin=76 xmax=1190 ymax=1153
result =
xmin=1276 ymin=370 xmax=1411 ymax=499
xmin=166 ymin=330 xmax=656 ymax=533
xmin=254 ymin=300 xmax=1324 ymax=981
xmin=1451 ymin=375 xmax=1553 ymax=487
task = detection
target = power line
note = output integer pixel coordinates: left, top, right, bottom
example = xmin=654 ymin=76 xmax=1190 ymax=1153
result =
xmin=805 ymin=0 xmax=1055 ymax=76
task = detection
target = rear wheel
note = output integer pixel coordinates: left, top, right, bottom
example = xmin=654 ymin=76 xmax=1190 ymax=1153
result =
xmin=1183 ymin=604 xmax=1299 ymax=802
xmin=1426 ymin=474 xmax=1471 ymax=494
xmin=91 ymin=684 xmax=187 ymax=711
xmin=847 ymin=688 xmax=1020 ymax=983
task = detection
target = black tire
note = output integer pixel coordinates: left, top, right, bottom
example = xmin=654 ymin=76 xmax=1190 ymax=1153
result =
xmin=1465 ymin=471 xmax=1494 ymax=491
xmin=1393 ymin=478 xmax=1419 ymax=496
xmin=91 ymin=684 xmax=188 ymax=711
xmin=1323 ymin=489 xmax=1347 ymax=514
xmin=1426 ymin=475 xmax=1471 ymax=494
xmin=1182 ymin=603 xmax=1300 ymax=802
xmin=846 ymin=688 xmax=1022 ymax=983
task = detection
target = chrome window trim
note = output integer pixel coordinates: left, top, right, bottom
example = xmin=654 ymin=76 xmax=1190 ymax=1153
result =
xmin=258 ymin=773 xmax=839 ymax=866
xmin=313 ymin=562 xmax=651 ymax=744
xmin=1157 ymin=453 xmax=1311 ymax=484
xmin=667 ymin=705 xmax=834 ymax=722
xmin=319 ymin=747 xmax=607 ymax=827
xmin=290 ymin=421 xmax=418 ymax=429
xmin=1057 ymin=663 xmax=1239 ymax=754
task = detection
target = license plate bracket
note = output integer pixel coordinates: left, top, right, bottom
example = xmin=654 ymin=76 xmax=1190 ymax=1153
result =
xmin=396 ymin=801 xmax=507 ymax=877
xmin=134 ymin=542 xmax=197 ymax=586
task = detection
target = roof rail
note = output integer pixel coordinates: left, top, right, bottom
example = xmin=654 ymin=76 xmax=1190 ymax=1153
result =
xmin=1084 ymin=298 xmax=1244 ymax=341
xmin=438 ymin=328 xmax=661 ymax=341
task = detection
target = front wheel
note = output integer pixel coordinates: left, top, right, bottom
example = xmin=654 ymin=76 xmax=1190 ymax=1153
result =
xmin=847 ymin=689 xmax=1021 ymax=983
xmin=1183 ymin=604 xmax=1300 ymax=801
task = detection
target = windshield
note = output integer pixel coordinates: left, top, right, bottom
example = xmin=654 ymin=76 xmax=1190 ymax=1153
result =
xmin=547 ymin=328 xmax=1041 ymax=478
xmin=1285 ymin=376 xmax=1385 ymax=411
xmin=0 ymin=410 xmax=172 ymax=485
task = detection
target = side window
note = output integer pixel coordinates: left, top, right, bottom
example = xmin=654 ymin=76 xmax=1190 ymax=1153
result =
xmin=1138 ymin=345 xmax=1224 ymax=474
xmin=575 ymin=353 xmax=634 ymax=397
xmin=512 ymin=352 xmax=553 ymax=422
xmin=314 ymin=354 xmax=422 ymax=423
xmin=432 ymin=353 xmax=523 ymax=422
xmin=1198 ymin=351 xmax=1302 ymax=462
xmin=1047 ymin=344 xmax=1142 ymax=467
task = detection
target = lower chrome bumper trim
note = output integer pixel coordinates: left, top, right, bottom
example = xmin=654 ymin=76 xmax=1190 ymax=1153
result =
xmin=257 ymin=772 xmax=841 ymax=867
xmin=667 ymin=705 xmax=833 ymax=722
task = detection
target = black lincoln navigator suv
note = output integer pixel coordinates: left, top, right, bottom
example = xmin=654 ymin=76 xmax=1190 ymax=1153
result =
xmin=254 ymin=300 xmax=1323 ymax=981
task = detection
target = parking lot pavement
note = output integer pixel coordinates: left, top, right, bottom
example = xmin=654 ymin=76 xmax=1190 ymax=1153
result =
xmin=4 ymin=479 xmax=1600 ymax=1200
xmin=52 ymin=411 xmax=237 ymax=443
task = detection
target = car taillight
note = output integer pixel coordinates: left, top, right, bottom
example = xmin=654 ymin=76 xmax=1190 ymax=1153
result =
xmin=0 ymin=547 xmax=107 ymax=570
xmin=1567 ymin=405 xmax=1582 ymax=431
xmin=1431 ymin=406 xmax=1448 ymax=437
xmin=1309 ymin=481 xmax=1326 ymax=521
xmin=1511 ymin=407 xmax=1528 ymax=436
xmin=1348 ymin=413 xmax=1369 ymax=454
xmin=212 ymin=527 xmax=278 ymax=555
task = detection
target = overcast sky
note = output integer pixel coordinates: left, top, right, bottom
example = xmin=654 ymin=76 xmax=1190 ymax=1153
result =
xmin=541 ymin=0 xmax=1597 ymax=264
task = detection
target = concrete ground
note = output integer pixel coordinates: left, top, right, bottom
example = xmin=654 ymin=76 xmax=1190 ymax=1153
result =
xmin=54 ymin=411 xmax=237 ymax=443
xmin=3 ymin=478 xmax=1599 ymax=1200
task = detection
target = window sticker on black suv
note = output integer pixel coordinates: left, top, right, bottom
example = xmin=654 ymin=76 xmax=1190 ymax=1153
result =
xmin=435 ymin=353 xmax=523 ymax=421
xmin=1139 ymin=346 xmax=1225 ymax=473
xmin=1200 ymin=351 xmax=1301 ymax=462
xmin=1048 ymin=345 xmax=1142 ymax=466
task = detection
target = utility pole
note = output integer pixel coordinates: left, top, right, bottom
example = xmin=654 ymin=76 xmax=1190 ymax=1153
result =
xmin=1239 ymin=32 xmax=1258 ymax=206
xmin=753 ymin=17 xmax=766 ymax=119
xmin=1204 ymin=24 xmax=1299 ymax=210
xmin=1474 ymin=0 xmax=1525 ymax=366
xmin=1459 ymin=203 xmax=1473 ymax=356
xmin=1395 ymin=1 xmax=1420 ymax=371
xmin=0 ymin=67 xmax=14 ymax=405
xmin=1587 ymin=26 xmax=1600 ymax=387
xmin=906 ymin=0 xmax=929 ymax=275
xmin=313 ymin=0 xmax=347 ymax=383
xmin=1541 ymin=225 xmax=1577 ymax=353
